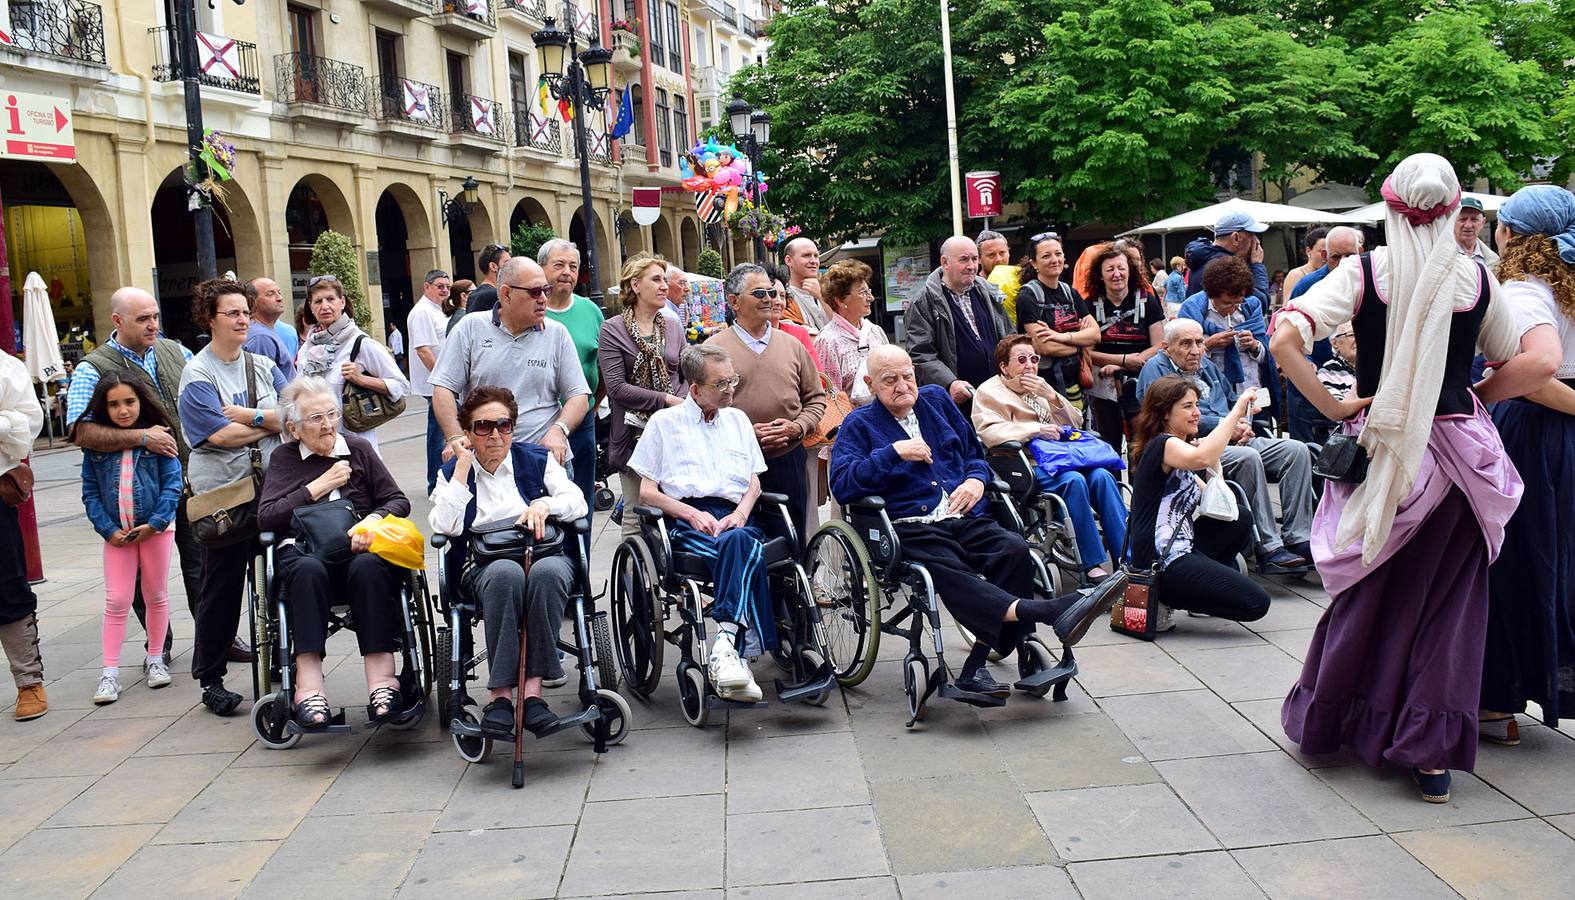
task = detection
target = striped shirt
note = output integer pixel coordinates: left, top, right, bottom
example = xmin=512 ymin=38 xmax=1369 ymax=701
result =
xmin=65 ymin=335 xmax=194 ymax=428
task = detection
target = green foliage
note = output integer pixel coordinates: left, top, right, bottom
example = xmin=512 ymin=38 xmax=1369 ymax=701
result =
xmin=510 ymin=221 xmax=559 ymax=262
xmin=307 ymin=231 xmax=369 ymax=328
xmin=695 ymin=248 xmax=724 ymax=279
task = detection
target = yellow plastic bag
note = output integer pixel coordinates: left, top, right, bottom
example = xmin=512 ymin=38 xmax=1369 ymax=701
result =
xmin=350 ymin=515 xmax=426 ymax=570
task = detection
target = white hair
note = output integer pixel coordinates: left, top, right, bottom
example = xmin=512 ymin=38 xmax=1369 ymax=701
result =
xmin=1324 ymin=225 xmax=1364 ymax=249
xmin=278 ymin=376 xmax=336 ymax=431
xmin=1163 ymin=317 xmax=1203 ymax=344
xmin=535 ymin=239 xmax=581 ymax=267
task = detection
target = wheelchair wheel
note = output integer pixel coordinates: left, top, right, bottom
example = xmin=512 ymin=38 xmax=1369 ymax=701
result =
xmin=804 ymin=521 xmax=882 ymax=687
xmin=954 ymin=623 xmax=1005 ymax=664
xmin=250 ymin=692 xmax=301 ymax=750
xmin=1047 ymin=526 xmax=1082 ymax=573
xmin=433 ymin=628 xmax=454 ymax=731
xmin=610 ymin=539 xmax=664 ymax=698
xmin=1017 ymin=637 xmax=1058 ymax=699
xmin=582 ymin=688 xmax=632 ymax=746
xmin=249 ymin=561 xmax=273 ymax=700
xmin=594 ymin=485 xmax=616 ymax=512
xmin=408 ymin=571 xmax=436 ymax=699
xmin=590 ymin=612 xmax=620 ymax=691
xmin=452 ymin=703 xmax=491 ymax=763
xmin=678 ymin=662 xmax=709 ymax=727
xmin=903 ymin=657 xmax=928 ymax=722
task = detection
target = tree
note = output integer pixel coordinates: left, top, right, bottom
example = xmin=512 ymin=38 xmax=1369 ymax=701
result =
xmin=308 ymin=230 xmax=369 ymax=328
xmin=510 ymin=221 xmax=558 ymax=261
xmin=695 ymin=248 xmax=724 ymax=279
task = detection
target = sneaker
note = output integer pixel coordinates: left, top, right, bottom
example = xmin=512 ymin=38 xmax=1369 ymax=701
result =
xmin=144 ymin=657 xmax=172 ymax=689
xmin=93 ymin=674 xmax=121 ymax=705
xmin=1155 ymin=604 xmax=1177 ymax=633
xmin=708 ymin=640 xmax=751 ymax=691
xmin=720 ymin=667 xmax=764 ymax=703
xmin=1258 ymin=548 xmax=1312 ymax=575
xmin=201 ymin=682 xmax=243 ymax=717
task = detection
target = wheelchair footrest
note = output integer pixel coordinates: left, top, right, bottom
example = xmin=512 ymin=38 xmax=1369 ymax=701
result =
xmin=1014 ymin=661 xmax=1077 ymax=692
xmin=285 ymin=708 xmax=354 ymax=736
xmin=938 ymin=683 xmax=1007 ymax=708
xmin=534 ymin=705 xmax=600 ymax=740
xmin=703 ymin=695 xmax=769 ymax=711
xmin=774 ymin=662 xmax=836 ymax=705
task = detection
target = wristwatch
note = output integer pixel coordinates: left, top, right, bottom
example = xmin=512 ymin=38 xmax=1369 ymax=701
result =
xmin=251 ymin=409 xmax=265 ymax=427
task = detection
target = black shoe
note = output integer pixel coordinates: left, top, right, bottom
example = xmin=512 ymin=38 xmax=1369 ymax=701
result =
xmin=201 ymin=682 xmax=243 ymax=716
xmin=954 ymin=670 xmax=1012 ymax=698
xmin=480 ymin=697 xmax=515 ymax=737
xmin=1052 ymin=571 xmax=1129 ymax=646
xmin=522 ymin=696 xmax=559 ymax=736
xmin=1258 ymin=548 xmax=1312 ymax=575
xmin=227 ymin=637 xmax=255 ymax=663
xmin=366 ymin=686 xmax=403 ymax=724
xmin=1288 ymin=542 xmax=1314 ymax=565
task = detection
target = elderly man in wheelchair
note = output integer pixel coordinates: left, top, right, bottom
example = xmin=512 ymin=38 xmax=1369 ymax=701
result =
xmin=831 ymin=346 xmax=1127 ymax=704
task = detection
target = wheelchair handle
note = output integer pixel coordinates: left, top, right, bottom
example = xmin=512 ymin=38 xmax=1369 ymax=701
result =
xmin=846 ymin=495 xmax=886 ymax=511
xmin=992 ymin=440 xmax=1024 ymax=453
xmin=986 ymin=479 xmax=1013 ymax=496
xmin=258 ymin=531 xmax=276 ymax=547
xmin=430 ymin=534 xmax=448 ymax=549
xmin=757 ymin=492 xmax=790 ymax=508
xmin=633 ymin=504 xmax=666 ymax=522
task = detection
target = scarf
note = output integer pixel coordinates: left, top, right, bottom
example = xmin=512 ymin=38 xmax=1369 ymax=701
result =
xmin=299 ymin=314 xmax=360 ymax=379
xmin=1498 ymin=184 xmax=1575 ymax=264
xmin=623 ymin=308 xmax=670 ymax=394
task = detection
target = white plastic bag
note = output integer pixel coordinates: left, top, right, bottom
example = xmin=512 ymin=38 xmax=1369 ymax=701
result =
xmin=1196 ymin=467 xmax=1238 ymax=521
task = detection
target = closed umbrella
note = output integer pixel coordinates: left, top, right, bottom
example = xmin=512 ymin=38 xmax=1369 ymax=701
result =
xmin=21 ymin=272 xmax=65 ymax=386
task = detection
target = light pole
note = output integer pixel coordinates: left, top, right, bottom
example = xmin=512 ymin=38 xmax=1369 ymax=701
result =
xmin=533 ymin=8 xmax=613 ymax=305
xmin=167 ymin=0 xmax=243 ymax=280
xmin=726 ymin=96 xmax=771 ymax=263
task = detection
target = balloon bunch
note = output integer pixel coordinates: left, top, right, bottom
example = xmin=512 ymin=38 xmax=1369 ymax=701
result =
xmin=678 ymin=139 xmax=767 ymax=221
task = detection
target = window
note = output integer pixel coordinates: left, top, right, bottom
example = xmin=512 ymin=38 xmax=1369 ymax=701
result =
xmin=692 ymin=26 xmax=707 ymax=68
xmin=287 ymin=5 xmax=317 ymax=58
xmin=655 ymin=87 xmax=672 ymax=167
xmin=447 ymin=52 xmax=468 ymax=124
xmin=719 ymin=44 xmax=731 ymax=74
xmin=698 ymin=98 xmax=713 ymax=131
xmin=631 ymin=84 xmax=646 ymax=146
xmin=376 ymin=30 xmax=399 ymax=79
xmin=646 ymin=0 xmax=664 ymax=69
xmin=509 ymin=51 xmax=529 ymax=143
xmin=673 ymin=95 xmax=688 ymax=149
xmin=665 ymin=2 xmax=682 ymax=72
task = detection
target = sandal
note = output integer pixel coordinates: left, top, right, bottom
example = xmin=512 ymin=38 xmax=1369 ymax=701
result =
xmin=294 ymin=692 xmax=331 ymax=728
xmin=367 ymin=685 xmax=403 ymax=723
xmin=1479 ymin=714 xmax=1521 ymax=746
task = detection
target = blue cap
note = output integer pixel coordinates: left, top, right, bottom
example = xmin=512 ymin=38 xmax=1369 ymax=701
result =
xmin=1213 ymin=211 xmax=1269 ymax=235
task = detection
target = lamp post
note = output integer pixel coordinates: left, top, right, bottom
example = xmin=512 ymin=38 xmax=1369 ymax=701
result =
xmin=533 ymin=7 xmax=613 ymax=304
xmin=438 ymin=176 xmax=481 ymax=228
xmin=726 ymin=96 xmax=771 ymax=263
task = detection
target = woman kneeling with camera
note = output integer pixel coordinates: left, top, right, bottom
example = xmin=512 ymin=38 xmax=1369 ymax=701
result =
xmin=429 ymin=386 xmax=587 ymax=738
xmin=258 ymin=377 xmax=412 ymax=727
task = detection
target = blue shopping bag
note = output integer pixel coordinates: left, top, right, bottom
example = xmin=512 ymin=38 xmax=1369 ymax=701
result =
xmin=1028 ymin=428 xmax=1125 ymax=480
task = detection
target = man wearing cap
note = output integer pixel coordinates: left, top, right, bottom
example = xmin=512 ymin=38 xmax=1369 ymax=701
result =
xmin=1184 ymin=211 xmax=1270 ymax=302
xmin=1454 ymin=197 xmax=1500 ymax=268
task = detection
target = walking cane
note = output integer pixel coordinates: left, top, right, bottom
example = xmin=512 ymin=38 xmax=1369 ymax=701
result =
xmin=512 ymin=545 xmax=535 ymax=789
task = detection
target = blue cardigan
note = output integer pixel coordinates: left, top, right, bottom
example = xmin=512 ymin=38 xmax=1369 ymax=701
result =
xmin=830 ymin=384 xmax=993 ymax=520
xmin=81 ymin=447 xmax=183 ymax=539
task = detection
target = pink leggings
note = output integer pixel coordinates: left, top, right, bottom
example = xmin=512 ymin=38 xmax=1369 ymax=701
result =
xmin=103 ymin=530 xmax=175 ymax=667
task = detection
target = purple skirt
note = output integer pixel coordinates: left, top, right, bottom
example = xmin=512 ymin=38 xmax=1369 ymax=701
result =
xmin=1282 ymin=488 xmax=1487 ymax=771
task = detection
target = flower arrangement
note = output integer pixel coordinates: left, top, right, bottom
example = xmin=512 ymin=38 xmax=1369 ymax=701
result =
xmin=727 ymin=198 xmax=787 ymax=241
xmin=611 ymin=18 xmax=636 ymax=32
xmin=611 ymin=18 xmax=641 ymax=57
xmin=186 ymin=129 xmax=237 ymax=209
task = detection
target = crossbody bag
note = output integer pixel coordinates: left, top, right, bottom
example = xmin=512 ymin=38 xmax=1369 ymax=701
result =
xmin=188 ymin=353 xmax=265 ymax=548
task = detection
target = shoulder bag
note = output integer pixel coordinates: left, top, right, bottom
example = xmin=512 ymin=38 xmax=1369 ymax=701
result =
xmin=804 ymin=373 xmax=853 ymax=448
xmin=1313 ymin=433 xmax=1368 ymax=484
xmin=291 ymin=497 xmax=359 ymax=567
xmin=468 ymin=519 xmax=565 ymax=564
xmin=0 ymin=463 xmax=34 ymax=507
xmin=341 ymin=335 xmax=407 ymax=433
xmin=188 ymin=353 xmax=265 ymax=548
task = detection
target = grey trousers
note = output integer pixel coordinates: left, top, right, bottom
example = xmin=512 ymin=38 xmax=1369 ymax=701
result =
xmin=463 ymin=555 xmax=573 ymax=689
xmin=1222 ymin=437 xmax=1315 ymax=555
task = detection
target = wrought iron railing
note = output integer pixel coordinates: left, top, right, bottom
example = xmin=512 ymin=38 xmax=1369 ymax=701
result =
xmin=274 ymin=52 xmax=368 ymax=113
xmin=434 ymin=0 xmax=496 ymax=26
xmin=722 ymin=3 xmax=737 ymax=24
xmin=451 ymin=92 xmax=505 ymax=140
xmin=148 ymin=26 xmax=260 ymax=94
xmin=513 ymin=102 xmax=564 ymax=155
xmin=744 ymin=15 xmax=766 ymax=38
xmin=372 ymin=74 xmax=445 ymax=129
xmin=4 ymin=0 xmax=107 ymax=65
xmin=502 ymin=0 xmax=545 ymax=18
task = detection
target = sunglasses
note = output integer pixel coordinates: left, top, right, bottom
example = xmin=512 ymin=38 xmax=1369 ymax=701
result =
xmin=506 ymin=283 xmax=552 ymax=299
xmin=1010 ymin=353 xmax=1042 ymax=366
xmin=307 ymin=275 xmax=340 ymax=287
xmin=745 ymin=288 xmax=780 ymax=300
xmin=468 ymin=417 xmax=515 ymax=437
xmin=1030 ymin=231 xmax=1061 ymax=243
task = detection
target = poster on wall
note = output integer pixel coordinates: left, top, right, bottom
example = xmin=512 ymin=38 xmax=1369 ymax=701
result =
xmin=882 ymin=243 xmax=930 ymax=314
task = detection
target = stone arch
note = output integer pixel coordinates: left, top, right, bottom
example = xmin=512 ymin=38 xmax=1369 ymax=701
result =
xmin=30 ymin=159 xmax=121 ymax=339
xmin=149 ymin=164 xmax=266 ymax=343
xmin=651 ymin=215 xmax=675 ymax=262
xmin=571 ymin=206 xmax=614 ymax=292
xmin=287 ymin=172 xmax=357 ymax=242
xmin=510 ymin=196 xmax=554 ymax=235
xmin=679 ymin=216 xmax=701 ymax=270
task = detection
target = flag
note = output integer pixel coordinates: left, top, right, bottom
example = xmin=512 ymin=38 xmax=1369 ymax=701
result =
xmin=558 ymin=95 xmax=573 ymax=123
xmin=610 ymin=87 xmax=634 ymax=140
xmin=695 ymin=190 xmax=724 ymax=225
xmin=537 ymin=76 xmax=550 ymax=117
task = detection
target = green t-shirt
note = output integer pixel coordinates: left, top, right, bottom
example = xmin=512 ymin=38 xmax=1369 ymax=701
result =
xmin=545 ymin=294 xmax=605 ymax=395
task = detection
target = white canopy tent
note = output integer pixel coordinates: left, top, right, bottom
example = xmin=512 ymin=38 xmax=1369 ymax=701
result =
xmin=1120 ymin=197 xmax=1364 ymax=237
xmin=1286 ymin=183 xmax=1370 ymax=212
xmin=1344 ymin=191 xmax=1508 ymax=225
xmin=21 ymin=272 xmax=65 ymax=386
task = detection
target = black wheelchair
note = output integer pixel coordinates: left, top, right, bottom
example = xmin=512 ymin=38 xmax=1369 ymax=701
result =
xmin=804 ymin=480 xmax=1077 ymax=727
xmin=609 ymin=492 xmax=838 ymax=727
xmin=247 ymin=533 xmax=436 ymax=750
xmin=431 ymin=519 xmax=630 ymax=788
xmin=984 ymin=440 xmax=1133 ymax=591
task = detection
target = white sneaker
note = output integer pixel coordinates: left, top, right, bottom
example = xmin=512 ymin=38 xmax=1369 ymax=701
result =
xmin=708 ymin=639 xmax=751 ymax=691
xmin=724 ymin=668 xmax=764 ymax=703
xmin=144 ymin=657 xmax=172 ymax=689
xmin=93 ymin=674 xmax=120 ymax=705
xmin=1155 ymin=604 xmax=1177 ymax=633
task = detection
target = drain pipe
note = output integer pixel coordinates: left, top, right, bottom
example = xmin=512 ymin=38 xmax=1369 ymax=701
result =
xmin=115 ymin=0 xmax=158 ymax=149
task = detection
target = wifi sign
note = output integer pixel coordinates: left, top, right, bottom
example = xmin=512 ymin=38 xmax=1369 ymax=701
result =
xmin=965 ymin=171 xmax=1002 ymax=219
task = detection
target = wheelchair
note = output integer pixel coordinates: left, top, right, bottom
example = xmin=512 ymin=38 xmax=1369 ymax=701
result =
xmin=432 ymin=518 xmax=630 ymax=788
xmin=247 ymin=532 xmax=437 ymax=750
xmin=804 ymin=479 xmax=1078 ymax=727
xmin=608 ymin=492 xmax=838 ymax=727
xmin=983 ymin=439 xmax=1132 ymax=590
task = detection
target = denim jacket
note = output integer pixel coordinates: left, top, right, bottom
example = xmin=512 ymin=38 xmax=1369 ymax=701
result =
xmin=81 ymin=446 xmax=184 ymax=539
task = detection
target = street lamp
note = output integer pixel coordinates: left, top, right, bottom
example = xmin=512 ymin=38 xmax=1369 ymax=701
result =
xmin=728 ymin=96 xmax=772 ymax=262
xmin=534 ymin=8 xmax=613 ymax=304
xmin=437 ymin=176 xmax=480 ymax=228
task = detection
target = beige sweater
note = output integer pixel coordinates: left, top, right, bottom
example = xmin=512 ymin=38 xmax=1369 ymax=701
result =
xmin=706 ymin=327 xmax=827 ymax=459
xmin=971 ymin=375 xmax=1083 ymax=448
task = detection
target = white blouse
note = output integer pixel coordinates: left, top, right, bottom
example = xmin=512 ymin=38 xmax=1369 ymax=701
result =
xmin=428 ymin=450 xmax=587 ymax=537
xmin=1504 ymin=278 xmax=1575 ymax=378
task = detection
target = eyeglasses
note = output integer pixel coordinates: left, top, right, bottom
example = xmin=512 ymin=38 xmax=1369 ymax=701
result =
xmin=307 ymin=275 xmax=340 ymax=287
xmin=1332 ymin=330 xmax=1355 ymax=341
xmin=876 ymin=370 xmax=917 ymax=387
xmin=705 ymin=375 xmax=742 ymax=392
xmin=506 ymin=283 xmax=552 ymax=299
xmin=858 ymin=286 xmax=875 ymax=300
xmin=745 ymin=288 xmax=780 ymax=300
xmin=214 ymin=309 xmax=251 ymax=320
xmin=1010 ymin=354 xmax=1042 ymax=366
xmin=302 ymin=410 xmax=341 ymax=427
xmin=467 ymin=417 xmax=515 ymax=437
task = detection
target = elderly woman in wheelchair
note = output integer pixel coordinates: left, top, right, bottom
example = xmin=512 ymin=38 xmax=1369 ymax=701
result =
xmin=973 ymin=334 xmax=1128 ymax=582
xmin=256 ymin=377 xmax=414 ymax=729
xmin=429 ymin=386 xmax=588 ymax=740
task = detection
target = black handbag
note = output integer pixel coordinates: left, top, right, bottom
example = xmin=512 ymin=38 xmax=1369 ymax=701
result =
xmin=291 ymin=498 xmax=359 ymax=566
xmin=1313 ymin=432 xmax=1369 ymax=484
xmin=467 ymin=519 xmax=565 ymax=564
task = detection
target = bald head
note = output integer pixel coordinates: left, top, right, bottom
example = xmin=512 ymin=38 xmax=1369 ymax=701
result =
xmin=109 ymin=287 xmax=163 ymax=353
xmin=497 ymin=256 xmax=550 ymax=330
xmin=1324 ymin=226 xmax=1363 ymax=271
xmin=939 ymin=236 xmax=980 ymax=293
xmin=784 ymin=237 xmax=820 ymax=285
xmin=865 ymin=345 xmax=920 ymax=417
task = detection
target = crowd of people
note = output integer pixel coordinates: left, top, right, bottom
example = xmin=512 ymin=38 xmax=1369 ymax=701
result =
xmin=0 ymin=154 xmax=1571 ymax=805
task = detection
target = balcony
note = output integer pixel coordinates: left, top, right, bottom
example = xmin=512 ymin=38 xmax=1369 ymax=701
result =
xmin=148 ymin=26 xmax=260 ymax=95
xmin=744 ymin=15 xmax=767 ymax=38
xmin=1 ymin=0 xmax=109 ymax=80
xmin=275 ymin=52 xmax=369 ymax=124
xmin=432 ymin=0 xmax=497 ymax=40
xmin=610 ymin=29 xmax=641 ymax=75
xmin=690 ymin=0 xmax=725 ymax=23
xmin=512 ymin=102 xmax=564 ymax=157
xmin=450 ymin=92 xmax=506 ymax=152
xmin=716 ymin=3 xmax=739 ymax=32
xmin=363 ymin=0 xmax=430 ymax=16
xmin=691 ymin=65 xmax=724 ymax=98
xmin=502 ymin=0 xmax=546 ymax=25
xmin=371 ymin=74 xmax=445 ymax=140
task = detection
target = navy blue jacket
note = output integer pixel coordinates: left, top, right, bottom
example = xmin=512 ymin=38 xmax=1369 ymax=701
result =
xmin=81 ymin=447 xmax=183 ymax=539
xmin=439 ymin=442 xmax=549 ymax=574
xmin=830 ymin=384 xmax=993 ymax=520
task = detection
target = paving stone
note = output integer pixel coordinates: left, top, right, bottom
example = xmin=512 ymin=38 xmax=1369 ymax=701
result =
xmin=1550 ymin=813 xmax=1575 ymax=840
xmin=1070 ymin=851 xmax=1266 ymax=899
xmin=1232 ymin=698 xmax=1361 ymax=769
xmin=241 ymin=810 xmax=438 ymax=899
xmin=870 ymin=773 xmax=1053 ymax=874
xmin=1244 ymin=595 xmax=1328 ymax=633
xmin=1026 ymin=782 xmax=1218 ymax=862
xmin=726 ymin=876 xmax=899 ymax=899
xmin=0 ymin=775 xmax=96 ymax=851
xmin=1145 ymin=615 xmax=1267 ymax=650
xmin=559 ymin=794 xmax=724 ymax=896
xmin=1314 ymin=764 xmax=1533 ymax=832
xmin=1156 ymin=751 xmax=1376 ymax=848
xmin=396 ymin=825 xmax=573 ymax=899
xmin=587 ymin=720 xmax=725 ymax=801
xmin=12 ymin=715 xmax=172 ymax=777
xmin=0 ymin=704 xmax=90 ymax=764
xmin=45 ymin=751 xmax=231 ymax=827
xmin=91 ymin=839 xmax=279 ymax=900
xmin=1258 ymin=627 xmax=1315 ymax=662
xmin=984 ymin=710 xmax=1160 ymax=791
xmin=845 ymin=688 xmax=1006 ymax=782
xmin=724 ymin=690 xmax=852 ymax=741
xmin=42 ymin=664 xmax=146 ymax=710
xmin=0 ymin=822 xmax=159 ymax=899
xmin=725 ymin=805 xmax=888 ymax=886
xmin=1101 ymin=690 xmax=1276 ymax=761
xmin=228 ymin=726 xmax=370 ymax=767
xmin=1233 ymin=835 xmax=1456 ymax=899
xmin=435 ymin=749 xmax=593 ymax=831
xmin=1066 ymin=642 xmax=1205 ymax=698
xmin=310 ymin=740 xmax=467 ymax=816
xmin=895 ymin=865 xmax=1079 ymax=900
xmin=89 ymin=676 xmax=202 ymax=720
xmin=725 ymin=730 xmax=868 ymax=814
xmin=1169 ymin=644 xmax=1306 ymax=703
xmin=134 ymin=704 xmax=259 ymax=757
xmin=562 ymin=893 xmax=720 ymax=900
xmin=1471 ymin=724 xmax=1575 ymax=816
xmin=155 ymin=765 xmax=339 ymax=844
xmin=1392 ymin=818 xmax=1575 ymax=899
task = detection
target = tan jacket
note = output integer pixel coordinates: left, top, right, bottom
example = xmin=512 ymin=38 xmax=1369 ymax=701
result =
xmin=971 ymin=375 xmax=1082 ymax=448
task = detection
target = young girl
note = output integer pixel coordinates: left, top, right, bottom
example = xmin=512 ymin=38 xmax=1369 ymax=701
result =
xmin=80 ymin=373 xmax=183 ymax=704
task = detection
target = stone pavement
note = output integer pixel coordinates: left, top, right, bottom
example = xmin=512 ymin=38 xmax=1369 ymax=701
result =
xmin=3 ymin=400 xmax=1574 ymax=899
